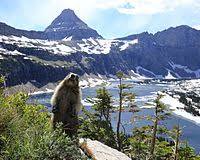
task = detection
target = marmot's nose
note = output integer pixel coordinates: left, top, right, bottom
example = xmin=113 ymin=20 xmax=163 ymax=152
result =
xmin=70 ymin=74 xmax=76 ymax=80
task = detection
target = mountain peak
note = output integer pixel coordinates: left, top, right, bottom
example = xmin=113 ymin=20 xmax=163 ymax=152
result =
xmin=61 ymin=8 xmax=75 ymax=14
xmin=59 ymin=9 xmax=80 ymax=22
xmin=45 ymin=9 xmax=88 ymax=32
xmin=45 ymin=9 xmax=102 ymax=40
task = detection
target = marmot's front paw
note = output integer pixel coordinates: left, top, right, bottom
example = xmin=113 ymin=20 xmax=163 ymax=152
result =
xmin=52 ymin=106 xmax=59 ymax=113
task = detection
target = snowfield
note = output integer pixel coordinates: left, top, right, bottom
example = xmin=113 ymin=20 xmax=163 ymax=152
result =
xmin=160 ymin=79 xmax=200 ymax=125
xmin=120 ymin=39 xmax=138 ymax=51
xmin=0 ymin=48 xmax=26 ymax=56
xmin=160 ymin=94 xmax=200 ymax=125
xmin=0 ymin=35 xmax=139 ymax=55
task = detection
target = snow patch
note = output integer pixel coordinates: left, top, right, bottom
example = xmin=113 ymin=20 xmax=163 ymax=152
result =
xmin=160 ymin=94 xmax=200 ymax=125
xmin=12 ymin=50 xmax=26 ymax=56
xmin=140 ymin=105 xmax=155 ymax=109
xmin=88 ymin=37 xmax=98 ymax=45
xmin=29 ymin=89 xmax=54 ymax=96
xmin=63 ymin=36 xmax=73 ymax=41
xmin=120 ymin=39 xmax=138 ymax=51
xmin=169 ymin=61 xmax=200 ymax=78
xmin=23 ymin=57 xmax=32 ymax=60
xmin=78 ymin=39 xmax=117 ymax=54
xmin=128 ymin=70 xmax=150 ymax=81
xmin=136 ymin=66 xmax=158 ymax=77
xmin=165 ymin=71 xmax=176 ymax=79
xmin=0 ymin=35 xmax=76 ymax=55
xmin=79 ymin=75 xmax=109 ymax=88
xmin=0 ymin=48 xmax=26 ymax=56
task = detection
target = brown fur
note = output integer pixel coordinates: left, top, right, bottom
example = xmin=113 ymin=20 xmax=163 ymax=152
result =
xmin=51 ymin=73 xmax=82 ymax=137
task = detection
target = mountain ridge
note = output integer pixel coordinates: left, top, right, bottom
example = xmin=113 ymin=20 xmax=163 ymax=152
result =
xmin=0 ymin=9 xmax=102 ymax=40
xmin=0 ymin=9 xmax=200 ymax=86
xmin=1 ymin=9 xmax=199 ymax=41
xmin=0 ymin=22 xmax=47 ymax=39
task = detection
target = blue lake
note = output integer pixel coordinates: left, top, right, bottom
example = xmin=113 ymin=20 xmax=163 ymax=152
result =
xmin=29 ymin=80 xmax=200 ymax=153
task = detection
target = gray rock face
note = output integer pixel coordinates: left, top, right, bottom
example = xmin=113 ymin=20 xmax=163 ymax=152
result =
xmin=80 ymin=138 xmax=131 ymax=160
xmin=45 ymin=9 xmax=102 ymax=40
xmin=117 ymin=25 xmax=200 ymax=78
xmin=154 ymin=25 xmax=200 ymax=47
xmin=0 ymin=22 xmax=47 ymax=39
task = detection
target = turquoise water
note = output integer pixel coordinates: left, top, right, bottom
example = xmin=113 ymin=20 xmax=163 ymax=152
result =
xmin=29 ymin=80 xmax=200 ymax=153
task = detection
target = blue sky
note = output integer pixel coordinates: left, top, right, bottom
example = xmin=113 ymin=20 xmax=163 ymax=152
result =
xmin=1 ymin=0 xmax=200 ymax=39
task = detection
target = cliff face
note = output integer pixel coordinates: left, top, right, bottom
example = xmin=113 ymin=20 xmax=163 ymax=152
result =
xmin=0 ymin=22 xmax=47 ymax=40
xmin=0 ymin=9 xmax=200 ymax=86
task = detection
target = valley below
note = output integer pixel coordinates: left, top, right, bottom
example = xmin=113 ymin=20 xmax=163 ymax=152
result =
xmin=28 ymin=78 xmax=200 ymax=153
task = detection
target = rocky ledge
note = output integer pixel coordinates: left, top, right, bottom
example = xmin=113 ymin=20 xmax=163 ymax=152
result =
xmin=79 ymin=138 xmax=131 ymax=160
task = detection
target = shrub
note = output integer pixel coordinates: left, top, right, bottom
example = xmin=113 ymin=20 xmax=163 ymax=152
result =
xmin=0 ymin=80 xmax=84 ymax=160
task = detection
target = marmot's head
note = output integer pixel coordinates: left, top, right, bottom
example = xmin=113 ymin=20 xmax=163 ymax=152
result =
xmin=64 ymin=73 xmax=79 ymax=87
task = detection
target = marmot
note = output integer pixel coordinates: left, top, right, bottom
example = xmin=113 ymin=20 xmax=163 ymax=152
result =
xmin=51 ymin=73 xmax=82 ymax=137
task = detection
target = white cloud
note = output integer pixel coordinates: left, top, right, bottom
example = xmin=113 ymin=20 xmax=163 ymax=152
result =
xmin=117 ymin=0 xmax=166 ymax=15
xmin=95 ymin=0 xmax=200 ymax=15
xmin=24 ymin=0 xmax=200 ymax=24
xmin=117 ymin=0 xmax=200 ymax=15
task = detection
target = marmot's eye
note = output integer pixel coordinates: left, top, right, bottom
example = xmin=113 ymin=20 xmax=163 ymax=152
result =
xmin=76 ymin=76 xmax=79 ymax=80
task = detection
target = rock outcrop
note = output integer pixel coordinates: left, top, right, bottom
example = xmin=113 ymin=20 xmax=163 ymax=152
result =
xmin=79 ymin=138 xmax=131 ymax=160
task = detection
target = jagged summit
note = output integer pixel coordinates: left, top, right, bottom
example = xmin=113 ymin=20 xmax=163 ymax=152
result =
xmin=44 ymin=9 xmax=102 ymax=40
xmin=154 ymin=25 xmax=200 ymax=47
xmin=45 ymin=9 xmax=88 ymax=32
xmin=61 ymin=8 xmax=76 ymax=14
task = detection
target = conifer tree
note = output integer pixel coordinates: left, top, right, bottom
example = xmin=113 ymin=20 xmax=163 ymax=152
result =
xmin=149 ymin=94 xmax=171 ymax=159
xmin=116 ymin=71 xmax=135 ymax=151
xmin=79 ymin=87 xmax=117 ymax=148
xmin=172 ymin=124 xmax=181 ymax=160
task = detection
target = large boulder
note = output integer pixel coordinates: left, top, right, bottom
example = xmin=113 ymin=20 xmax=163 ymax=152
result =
xmin=79 ymin=138 xmax=131 ymax=160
